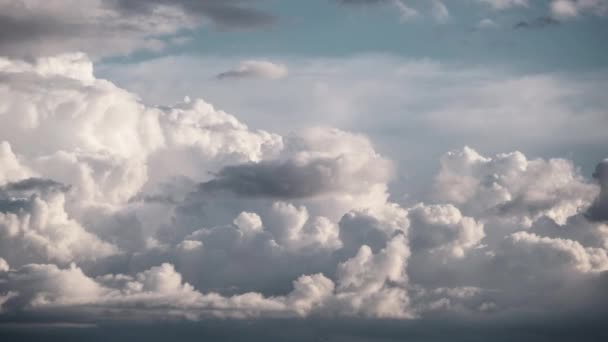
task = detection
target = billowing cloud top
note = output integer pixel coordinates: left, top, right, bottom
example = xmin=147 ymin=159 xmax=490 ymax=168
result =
xmin=0 ymin=53 xmax=606 ymax=327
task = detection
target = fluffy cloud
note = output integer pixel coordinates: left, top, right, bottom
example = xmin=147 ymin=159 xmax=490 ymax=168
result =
xmin=433 ymin=147 xmax=597 ymax=226
xmin=332 ymin=234 xmax=412 ymax=318
xmin=0 ymin=178 xmax=118 ymax=267
xmin=408 ymin=203 xmax=484 ymax=258
xmin=551 ymin=0 xmax=608 ymax=18
xmin=216 ymin=61 xmax=288 ymax=80
xmin=0 ymin=52 xmax=606 ymax=325
xmin=504 ymin=231 xmax=608 ymax=273
xmin=201 ymin=127 xmax=392 ymax=200
xmin=0 ymin=258 xmax=8 ymax=272
xmin=477 ymin=18 xmax=499 ymax=29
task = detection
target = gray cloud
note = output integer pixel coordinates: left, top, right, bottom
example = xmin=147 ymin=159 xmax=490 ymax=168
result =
xmin=514 ymin=16 xmax=561 ymax=29
xmin=201 ymin=159 xmax=346 ymax=198
xmin=111 ymin=0 xmax=276 ymax=29
xmin=216 ymin=60 xmax=288 ymax=80
xmin=587 ymin=159 xmax=608 ymax=222
xmin=0 ymin=0 xmax=275 ymax=58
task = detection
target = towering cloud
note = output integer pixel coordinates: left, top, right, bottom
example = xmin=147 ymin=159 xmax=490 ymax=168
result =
xmin=0 ymin=53 xmax=606 ymax=327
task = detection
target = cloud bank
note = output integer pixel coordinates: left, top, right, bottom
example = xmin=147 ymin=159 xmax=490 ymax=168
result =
xmin=0 ymin=53 xmax=606 ymax=326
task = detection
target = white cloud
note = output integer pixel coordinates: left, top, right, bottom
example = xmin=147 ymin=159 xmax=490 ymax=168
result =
xmin=0 ymin=179 xmax=119 ymax=267
xmin=392 ymin=0 xmax=419 ymax=21
xmin=433 ymin=147 xmax=597 ymax=227
xmin=505 ymin=231 xmax=608 ymax=273
xmin=0 ymin=258 xmax=9 ymax=272
xmin=477 ymin=18 xmax=499 ymax=29
xmin=408 ymin=203 xmax=485 ymax=258
xmin=431 ymin=0 xmax=450 ymax=23
xmin=0 ymin=52 xmax=606 ymax=324
xmin=551 ymin=0 xmax=608 ymax=18
xmin=476 ymin=0 xmax=528 ymax=10
xmin=333 ymin=234 xmax=412 ymax=318
xmin=552 ymin=0 xmax=580 ymax=17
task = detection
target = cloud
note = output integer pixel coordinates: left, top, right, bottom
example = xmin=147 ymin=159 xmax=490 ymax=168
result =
xmin=504 ymin=231 xmax=608 ymax=273
xmin=433 ymin=147 xmax=597 ymax=226
xmin=477 ymin=18 xmax=499 ymax=29
xmin=216 ymin=61 xmax=288 ymax=81
xmin=587 ymin=159 xmax=608 ymax=221
xmin=0 ymin=52 xmax=607 ymax=327
xmin=200 ymin=127 xmax=392 ymax=199
xmin=0 ymin=258 xmax=8 ymax=272
xmin=112 ymin=0 xmax=277 ymax=29
xmin=514 ymin=16 xmax=560 ymax=29
xmin=392 ymin=0 xmax=420 ymax=21
xmin=476 ymin=0 xmax=529 ymax=10
xmin=431 ymin=0 xmax=450 ymax=23
xmin=408 ymin=203 xmax=485 ymax=259
xmin=0 ymin=178 xmax=119 ymax=267
xmin=551 ymin=0 xmax=608 ymax=18
xmin=0 ymin=0 xmax=275 ymax=59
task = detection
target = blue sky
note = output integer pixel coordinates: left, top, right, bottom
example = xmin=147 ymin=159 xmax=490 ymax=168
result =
xmin=98 ymin=0 xmax=608 ymax=188
xmin=108 ymin=0 xmax=608 ymax=72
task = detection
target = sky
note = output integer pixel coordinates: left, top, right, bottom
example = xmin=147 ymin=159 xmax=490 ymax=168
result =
xmin=0 ymin=1 xmax=607 ymax=341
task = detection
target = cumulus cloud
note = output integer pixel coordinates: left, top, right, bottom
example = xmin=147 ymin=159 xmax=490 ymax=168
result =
xmin=551 ymin=0 xmax=608 ymax=18
xmin=0 ymin=178 xmax=119 ymax=267
xmin=433 ymin=147 xmax=597 ymax=227
xmin=216 ymin=61 xmax=288 ymax=80
xmin=0 ymin=258 xmax=8 ymax=272
xmin=408 ymin=203 xmax=484 ymax=259
xmin=504 ymin=231 xmax=608 ymax=273
xmin=0 ymin=52 xmax=607 ymax=327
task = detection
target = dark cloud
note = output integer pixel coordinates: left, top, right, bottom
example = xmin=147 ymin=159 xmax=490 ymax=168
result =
xmin=201 ymin=158 xmax=347 ymax=198
xmin=0 ymin=178 xmax=70 ymax=214
xmin=0 ymin=0 xmax=276 ymax=58
xmin=587 ymin=159 xmax=608 ymax=222
xmin=112 ymin=0 xmax=277 ymax=29
xmin=0 ymin=178 xmax=70 ymax=194
xmin=514 ymin=16 xmax=560 ymax=29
